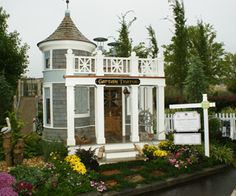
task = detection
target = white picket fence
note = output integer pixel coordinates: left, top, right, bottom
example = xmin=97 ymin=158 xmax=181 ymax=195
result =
xmin=165 ymin=113 xmax=236 ymax=140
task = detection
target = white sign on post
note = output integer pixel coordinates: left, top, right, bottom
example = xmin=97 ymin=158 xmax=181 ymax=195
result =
xmin=174 ymin=133 xmax=201 ymax=145
xmin=170 ymin=94 xmax=215 ymax=157
xmin=173 ymin=112 xmax=200 ymax=132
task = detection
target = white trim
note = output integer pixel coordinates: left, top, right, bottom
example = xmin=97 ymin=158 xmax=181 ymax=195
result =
xmin=66 ymin=84 xmax=76 ymax=146
xmin=38 ymin=40 xmax=96 ymax=53
xmin=65 ymin=77 xmax=165 ymax=87
xmin=127 ymin=96 xmax=131 ymax=115
xmin=95 ymin=85 xmax=105 ymax=144
xmin=43 ymin=84 xmax=53 ymax=128
xmin=122 ymin=87 xmax=126 ymax=136
xmin=44 ymin=126 xmax=66 ymax=129
xmin=75 ymin=125 xmax=95 ymax=129
xmin=130 ymin=85 xmax=140 ymax=142
xmin=43 ymin=69 xmax=66 ymax=72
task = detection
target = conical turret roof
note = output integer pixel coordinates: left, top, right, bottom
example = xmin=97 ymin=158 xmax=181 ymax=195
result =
xmin=37 ymin=11 xmax=95 ymax=46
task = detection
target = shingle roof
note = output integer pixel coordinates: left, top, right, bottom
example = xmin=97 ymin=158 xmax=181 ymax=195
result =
xmin=37 ymin=12 xmax=95 ymax=46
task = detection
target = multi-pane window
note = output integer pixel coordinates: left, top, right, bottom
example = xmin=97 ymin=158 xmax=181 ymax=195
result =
xmin=44 ymin=88 xmax=51 ymax=125
xmin=44 ymin=51 xmax=50 ymax=69
xmin=75 ymin=86 xmax=90 ymax=117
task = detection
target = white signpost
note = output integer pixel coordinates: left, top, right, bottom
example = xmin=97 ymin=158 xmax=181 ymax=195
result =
xmin=170 ymin=94 xmax=215 ymax=157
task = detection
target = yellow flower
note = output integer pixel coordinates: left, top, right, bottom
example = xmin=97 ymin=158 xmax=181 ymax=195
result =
xmin=65 ymin=155 xmax=87 ymax=175
xmin=153 ymin=149 xmax=168 ymax=157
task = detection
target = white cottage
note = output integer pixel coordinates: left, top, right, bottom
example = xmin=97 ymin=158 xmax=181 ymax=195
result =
xmin=38 ymin=8 xmax=166 ymax=159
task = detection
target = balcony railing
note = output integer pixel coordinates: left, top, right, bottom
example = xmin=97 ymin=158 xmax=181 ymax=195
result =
xmin=66 ymin=49 xmax=164 ymax=77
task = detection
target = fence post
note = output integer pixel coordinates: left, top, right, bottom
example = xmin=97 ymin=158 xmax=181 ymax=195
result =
xmin=230 ymin=113 xmax=236 ymax=140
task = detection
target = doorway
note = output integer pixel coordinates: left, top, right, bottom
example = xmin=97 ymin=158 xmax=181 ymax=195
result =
xmin=104 ymin=87 xmax=122 ymax=137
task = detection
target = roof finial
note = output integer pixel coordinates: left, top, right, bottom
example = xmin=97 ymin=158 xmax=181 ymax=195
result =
xmin=66 ymin=0 xmax=69 ymax=10
xmin=65 ymin=0 xmax=70 ymax=16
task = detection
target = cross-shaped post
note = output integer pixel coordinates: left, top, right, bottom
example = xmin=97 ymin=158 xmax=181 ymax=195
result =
xmin=170 ymin=94 xmax=215 ymax=157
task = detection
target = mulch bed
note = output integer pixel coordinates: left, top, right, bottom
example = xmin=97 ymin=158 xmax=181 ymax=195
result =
xmin=0 ymin=156 xmax=45 ymax=172
xmin=101 ymin=169 xmax=121 ymax=176
xmin=105 ymin=179 xmax=118 ymax=188
xmin=125 ymin=174 xmax=144 ymax=183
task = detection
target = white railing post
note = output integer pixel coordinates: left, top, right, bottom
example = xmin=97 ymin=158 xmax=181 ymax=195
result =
xmin=158 ymin=55 xmax=164 ymax=77
xmin=130 ymin=52 xmax=139 ymax=76
xmin=66 ymin=49 xmax=75 ymax=75
xmin=96 ymin=50 xmax=104 ymax=76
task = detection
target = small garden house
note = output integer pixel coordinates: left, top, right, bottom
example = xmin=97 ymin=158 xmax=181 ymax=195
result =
xmin=37 ymin=8 xmax=166 ymax=156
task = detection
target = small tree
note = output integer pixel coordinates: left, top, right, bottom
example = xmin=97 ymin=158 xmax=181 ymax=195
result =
xmin=115 ymin=11 xmax=136 ymax=57
xmin=224 ymin=52 xmax=236 ymax=94
xmin=0 ymin=7 xmax=28 ymax=91
xmin=163 ymin=0 xmax=188 ymax=97
xmin=184 ymin=56 xmax=208 ymax=102
xmin=133 ymin=42 xmax=149 ymax=58
xmin=0 ymin=74 xmax=13 ymax=124
xmin=187 ymin=21 xmax=225 ymax=86
xmin=147 ymin=25 xmax=158 ymax=58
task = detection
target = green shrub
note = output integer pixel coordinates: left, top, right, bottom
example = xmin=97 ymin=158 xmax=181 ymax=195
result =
xmin=24 ymin=132 xmax=43 ymax=158
xmin=76 ymin=148 xmax=99 ymax=171
xmin=10 ymin=165 xmax=45 ymax=187
xmin=221 ymin=107 xmax=236 ymax=114
xmin=210 ymin=144 xmax=233 ymax=164
xmin=42 ymin=140 xmax=68 ymax=161
xmin=209 ymin=118 xmax=221 ymax=140
xmin=158 ymin=140 xmax=175 ymax=152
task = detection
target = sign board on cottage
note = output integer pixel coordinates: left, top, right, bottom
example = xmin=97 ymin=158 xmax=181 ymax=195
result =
xmin=95 ymin=78 xmax=140 ymax=85
xmin=174 ymin=133 xmax=201 ymax=145
xmin=173 ymin=112 xmax=200 ymax=132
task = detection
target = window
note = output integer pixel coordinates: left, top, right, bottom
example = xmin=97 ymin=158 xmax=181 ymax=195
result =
xmin=44 ymin=51 xmax=50 ymax=69
xmin=45 ymin=87 xmax=51 ymax=125
xmin=75 ymin=86 xmax=90 ymax=117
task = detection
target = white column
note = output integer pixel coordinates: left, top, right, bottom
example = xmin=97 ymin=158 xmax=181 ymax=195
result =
xmin=156 ymin=85 xmax=165 ymax=140
xmin=122 ymin=87 xmax=126 ymax=136
xmin=66 ymin=85 xmax=76 ymax=146
xmin=147 ymin=87 xmax=154 ymax=133
xmin=95 ymin=85 xmax=105 ymax=144
xmin=146 ymin=87 xmax=153 ymax=113
xmin=130 ymin=85 xmax=140 ymax=142
xmin=66 ymin=49 xmax=75 ymax=75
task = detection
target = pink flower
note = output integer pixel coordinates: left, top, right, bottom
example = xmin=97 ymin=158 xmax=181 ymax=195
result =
xmin=0 ymin=187 xmax=18 ymax=196
xmin=175 ymin=152 xmax=181 ymax=158
xmin=0 ymin=172 xmax=16 ymax=189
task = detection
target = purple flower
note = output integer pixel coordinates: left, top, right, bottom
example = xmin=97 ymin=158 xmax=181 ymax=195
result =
xmin=0 ymin=172 xmax=16 ymax=189
xmin=0 ymin=187 xmax=18 ymax=196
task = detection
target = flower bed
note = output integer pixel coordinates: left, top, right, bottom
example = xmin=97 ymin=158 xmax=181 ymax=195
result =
xmin=0 ymin=140 xmax=234 ymax=195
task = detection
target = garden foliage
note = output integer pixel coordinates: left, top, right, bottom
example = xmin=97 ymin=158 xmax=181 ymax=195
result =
xmin=76 ymin=148 xmax=99 ymax=171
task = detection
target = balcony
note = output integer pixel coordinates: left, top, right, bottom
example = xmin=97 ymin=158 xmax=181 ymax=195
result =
xmin=65 ymin=49 xmax=164 ymax=77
